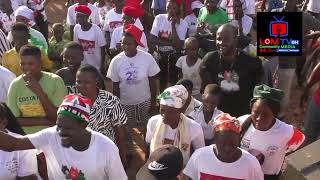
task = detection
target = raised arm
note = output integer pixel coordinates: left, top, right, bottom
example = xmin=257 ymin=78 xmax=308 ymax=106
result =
xmin=0 ymin=131 xmax=34 ymax=151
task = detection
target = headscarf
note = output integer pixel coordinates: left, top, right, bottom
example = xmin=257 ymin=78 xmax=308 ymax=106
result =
xmin=14 ymin=6 xmax=35 ymax=25
xmin=213 ymin=113 xmax=241 ymax=134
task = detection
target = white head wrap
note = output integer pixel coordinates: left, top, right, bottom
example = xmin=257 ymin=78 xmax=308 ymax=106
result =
xmin=158 ymin=85 xmax=189 ymax=108
xmin=14 ymin=6 xmax=34 ymax=21
xmin=191 ymin=1 xmax=205 ymax=10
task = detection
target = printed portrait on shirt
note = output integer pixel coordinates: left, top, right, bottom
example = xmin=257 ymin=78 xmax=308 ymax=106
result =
xmin=78 ymin=39 xmax=96 ymax=54
xmin=109 ymin=21 xmax=123 ymax=30
xmin=219 ymin=70 xmax=240 ymax=92
xmin=62 ymin=165 xmax=86 ymax=180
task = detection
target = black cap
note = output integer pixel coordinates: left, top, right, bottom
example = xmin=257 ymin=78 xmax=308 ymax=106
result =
xmin=136 ymin=145 xmax=183 ymax=180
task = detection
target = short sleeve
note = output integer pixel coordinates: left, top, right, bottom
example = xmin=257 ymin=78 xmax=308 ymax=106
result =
xmin=249 ymin=155 xmax=264 ymax=180
xmin=103 ymin=12 xmax=110 ymax=31
xmin=183 ymin=150 xmax=199 ymax=179
xmin=7 ymin=81 xmax=21 ymax=117
xmin=191 ymin=123 xmax=205 ymax=150
xmin=109 ymin=28 xmax=119 ymax=49
xmin=106 ymin=57 xmax=120 ymax=82
xmin=93 ymin=8 xmax=102 ymax=25
xmin=73 ymin=25 xmax=79 ymax=42
xmin=105 ymin=144 xmax=127 ymax=180
xmin=111 ymin=97 xmax=127 ymax=127
xmin=146 ymin=117 xmax=157 ymax=143
xmin=176 ymin=20 xmax=188 ymax=40
xmin=141 ymin=32 xmax=148 ymax=52
xmin=50 ymin=76 xmax=67 ymax=107
xmin=286 ymin=127 xmax=305 ymax=153
xmin=175 ymin=56 xmax=183 ymax=68
xmin=26 ymin=127 xmax=53 ymax=149
xmin=219 ymin=0 xmax=227 ymax=9
xmin=17 ymin=149 xmax=38 ymax=177
xmin=134 ymin=19 xmax=144 ymax=31
xmin=148 ymin=55 xmax=160 ymax=77
xmin=66 ymin=6 xmax=75 ymax=26
xmin=150 ymin=15 xmax=160 ymax=37
xmin=96 ymin=26 xmax=107 ymax=47
xmin=40 ymin=51 xmax=53 ymax=71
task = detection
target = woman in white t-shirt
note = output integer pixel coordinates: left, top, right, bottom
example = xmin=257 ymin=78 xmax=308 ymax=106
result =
xmin=73 ymin=5 xmax=107 ymax=73
xmin=189 ymin=84 xmax=224 ymax=145
xmin=0 ymin=103 xmax=38 ymax=180
xmin=107 ymin=24 xmax=160 ymax=158
xmin=176 ymin=37 xmax=202 ymax=100
xmin=238 ymin=85 xmax=305 ymax=180
xmin=183 ymin=113 xmax=264 ymax=180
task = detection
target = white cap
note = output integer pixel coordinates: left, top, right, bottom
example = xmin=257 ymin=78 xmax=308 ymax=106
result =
xmin=191 ymin=1 xmax=205 ymax=10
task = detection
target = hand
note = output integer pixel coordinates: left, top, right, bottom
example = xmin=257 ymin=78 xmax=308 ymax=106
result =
xmin=23 ymin=72 xmax=44 ymax=96
xmin=197 ymin=22 xmax=207 ymax=34
xmin=304 ymin=31 xmax=320 ymax=40
xmin=300 ymin=89 xmax=309 ymax=107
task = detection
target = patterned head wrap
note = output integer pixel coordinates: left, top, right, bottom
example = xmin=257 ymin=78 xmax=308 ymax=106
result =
xmin=213 ymin=113 xmax=241 ymax=134
xmin=158 ymin=85 xmax=189 ymax=109
xmin=57 ymin=94 xmax=92 ymax=123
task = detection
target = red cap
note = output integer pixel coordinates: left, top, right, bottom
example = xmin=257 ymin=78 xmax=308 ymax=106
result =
xmin=75 ymin=5 xmax=91 ymax=16
xmin=124 ymin=24 xmax=145 ymax=48
xmin=125 ymin=0 xmax=141 ymax=7
xmin=122 ymin=6 xmax=144 ymax=19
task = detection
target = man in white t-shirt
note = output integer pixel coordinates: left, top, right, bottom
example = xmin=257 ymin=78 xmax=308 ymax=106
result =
xmin=0 ymin=65 xmax=15 ymax=102
xmin=110 ymin=5 xmax=147 ymax=56
xmin=73 ymin=5 xmax=106 ymax=73
xmin=103 ymin=0 xmax=125 ymax=47
xmin=67 ymin=0 xmax=101 ymax=39
xmin=146 ymin=85 xmax=205 ymax=165
xmin=183 ymin=113 xmax=264 ymax=180
xmin=150 ymin=0 xmax=188 ymax=91
xmin=0 ymin=94 xmax=127 ymax=180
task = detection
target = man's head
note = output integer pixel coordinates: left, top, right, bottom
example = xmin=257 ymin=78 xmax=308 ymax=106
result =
xmin=19 ymin=45 xmax=41 ymax=76
xmin=76 ymin=64 xmax=105 ymax=96
xmin=166 ymin=0 xmax=181 ymax=18
xmin=0 ymin=0 xmax=12 ymax=12
xmin=75 ymin=5 xmax=91 ymax=26
xmin=204 ymin=0 xmax=219 ymax=13
xmin=158 ymin=85 xmax=188 ymax=127
xmin=52 ymin=23 xmax=64 ymax=41
xmin=213 ymin=113 xmax=241 ymax=161
xmin=184 ymin=37 xmax=199 ymax=59
xmin=216 ymin=24 xmax=238 ymax=57
xmin=62 ymin=42 xmax=84 ymax=72
xmin=12 ymin=23 xmax=29 ymax=51
xmin=14 ymin=6 xmax=34 ymax=27
xmin=56 ymin=94 xmax=92 ymax=148
xmin=136 ymin=145 xmax=183 ymax=180
xmin=202 ymin=84 xmax=221 ymax=113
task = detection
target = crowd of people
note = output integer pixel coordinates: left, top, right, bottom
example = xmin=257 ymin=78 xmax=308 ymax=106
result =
xmin=0 ymin=0 xmax=320 ymax=179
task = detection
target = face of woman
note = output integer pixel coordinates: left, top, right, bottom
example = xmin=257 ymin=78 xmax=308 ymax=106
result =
xmin=251 ymin=99 xmax=275 ymax=131
xmin=160 ymin=105 xmax=182 ymax=127
xmin=76 ymin=71 xmax=97 ymax=97
xmin=121 ymin=35 xmax=137 ymax=57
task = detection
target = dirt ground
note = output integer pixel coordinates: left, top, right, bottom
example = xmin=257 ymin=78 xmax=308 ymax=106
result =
xmin=45 ymin=1 xmax=307 ymax=179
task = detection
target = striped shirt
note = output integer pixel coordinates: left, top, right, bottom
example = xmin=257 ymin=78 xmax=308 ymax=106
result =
xmin=0 ymin=29 xmax=12 ymax=63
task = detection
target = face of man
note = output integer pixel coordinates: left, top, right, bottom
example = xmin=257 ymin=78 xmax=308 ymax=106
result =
xmin=216 ymin=25 xmax=237 ymax=57
xmin=76 ymin=13 xmax=89 ymax=26
xmin=12 ymin=30 xmax=29 ymax=50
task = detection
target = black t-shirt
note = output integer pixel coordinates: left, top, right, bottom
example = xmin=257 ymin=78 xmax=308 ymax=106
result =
xmin=56 ymin=68 xmax=78 ymax=94
xmin=200 ymin=50 xmax=263 ymax=117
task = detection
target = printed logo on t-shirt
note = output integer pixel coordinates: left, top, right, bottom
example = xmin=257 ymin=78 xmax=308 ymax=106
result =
xmin=200 ymin=172 xmax=244 ymax=180
xmin=62 ymin=165 xmax=86 ymax=180
xmin=125 ymin=66 xmax=140 ymax=85
xmin=159 ymin=31 xmax=170 ymax=39
xmin=66 ymin=85 xmax=78 ymax=94
xmin=109 ymin=21 xmax=123 ymax=29
xmin=1 ymin=157 xmax=18 ymax=175
xmin=78 ymin=39 xmax=96 ymax=54
xmin=219 ymin=70 xmax=240 ymax=92
xmin=241 ymin=138 xmax=250 ymax=150
xmin=266 ymin=145 xmax=279 ymax=157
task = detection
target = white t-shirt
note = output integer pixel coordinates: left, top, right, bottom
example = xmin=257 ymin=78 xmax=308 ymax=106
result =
xmin=0 ymin=131 xmax=37 ymax=180
xmin=93 ymin=2 xmax=112 ymax=24
xmin=183 ymin=145 xmax=264 ymax=180
xmin=0 ymin=65 xmax=16 ymax=102
xmin=103 ymin=8 xmax=144 ymax=35
xmin=27 ymin=126 xmax=127 ymax=180
xmin=238 ymin=115 xmax=305 ymax=175
xmin=176 ymin=55 xmax=202 ymax=95
xmin=184 ymin=13 xmax=198 ymax=37
xmin=73 ymin=24 xmax=106 ymax=70
xmin=229 ymin=14 xmax=252 ymax=36
xmin=189 ymin=106 xmax=223 ymax=140
xmin=107 ymin=50 xmax=160 ymax=105
xmin=0 ymin=11 xmax=15 ymax=34
xmin=110 ymin=26 xmax=148 ymax=52
xmin=146 ymin=114 xmax=205 ymax=150
xmin=185 ymin=97 xmax=202 ymax=116
xmin=150 ymin=14 xmax=188 ymax=52
xmin=67 ymin=3 xmax=102 ymax=26
xmin=307 ymin=0 xmax=320 ymax=13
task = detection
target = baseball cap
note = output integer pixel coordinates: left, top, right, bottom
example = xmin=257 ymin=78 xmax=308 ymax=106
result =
xmin=136 ymin=145 xmax=183 ymax=180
